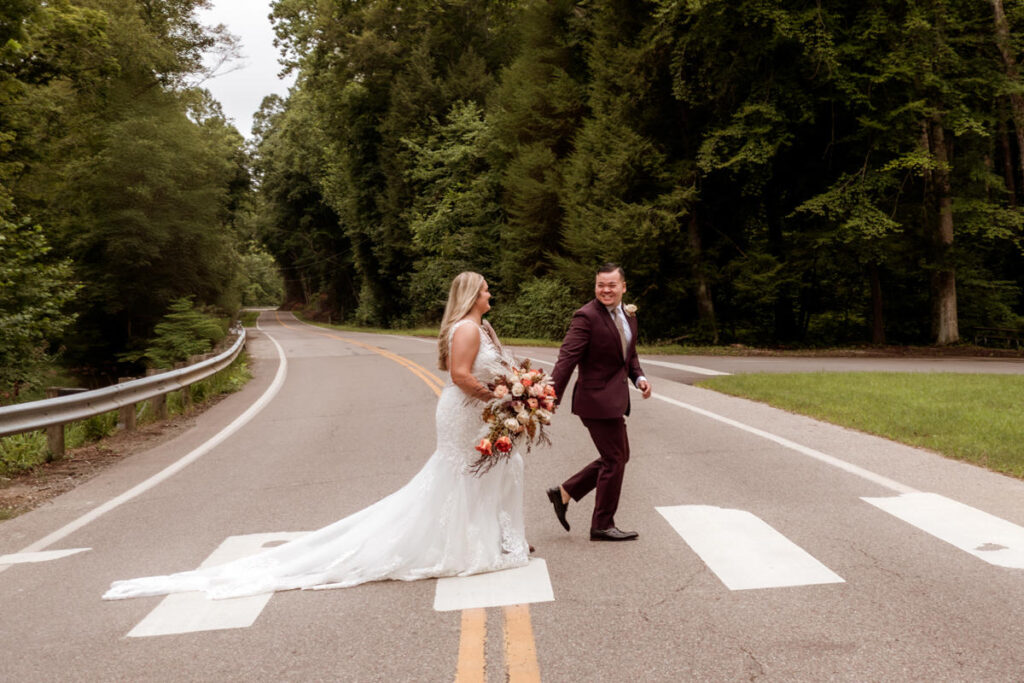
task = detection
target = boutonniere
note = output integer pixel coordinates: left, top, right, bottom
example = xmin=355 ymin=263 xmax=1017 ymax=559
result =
xmin=623 ymin=304 xmax=637 ymax=317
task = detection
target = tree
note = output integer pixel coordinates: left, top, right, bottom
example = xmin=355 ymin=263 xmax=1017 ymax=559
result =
xmin=404 ymin=101 xmax=503 ymax=321
xmin=0 ymin=193 xmax=79 ymax=402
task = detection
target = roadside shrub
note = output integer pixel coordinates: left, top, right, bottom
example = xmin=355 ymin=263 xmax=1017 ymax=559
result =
xmin=490 ymin=277 xmax=578 ymax=340
xmin=122 ymin=297 xmax=227 ymax=369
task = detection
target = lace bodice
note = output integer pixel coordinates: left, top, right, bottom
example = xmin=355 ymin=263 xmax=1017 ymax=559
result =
xmin=435 ymin=320 xmax=506 ymax=466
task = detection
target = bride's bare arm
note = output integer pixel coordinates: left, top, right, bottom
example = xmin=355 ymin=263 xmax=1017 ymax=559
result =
xmin=450 ymin=324 xmax=493 ymax=401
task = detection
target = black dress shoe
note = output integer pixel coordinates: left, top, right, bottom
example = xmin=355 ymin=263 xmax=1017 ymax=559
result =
xmin=546 ymin=487 xmax=570 ymax=531
xmin=590 ymin=527 xmax=639 ymax=541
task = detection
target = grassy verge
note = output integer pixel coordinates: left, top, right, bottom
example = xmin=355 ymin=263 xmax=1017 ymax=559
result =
xmin=240 ymin=310 xmax=260 ymax=327
xmin=0 ymin=354 xmax=252 ymax=478
xmin=697 ymin=372 xmax=1024 ymax=479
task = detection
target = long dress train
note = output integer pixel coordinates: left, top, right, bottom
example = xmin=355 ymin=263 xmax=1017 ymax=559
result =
xmin=103 ymin=320 xmax=527 ymax=600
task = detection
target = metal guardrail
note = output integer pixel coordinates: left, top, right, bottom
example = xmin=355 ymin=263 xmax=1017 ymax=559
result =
xmin=0 ymin=327 xmax=247 ymax=457
xmin=972 ymin=326 xmax=1023 ymax=348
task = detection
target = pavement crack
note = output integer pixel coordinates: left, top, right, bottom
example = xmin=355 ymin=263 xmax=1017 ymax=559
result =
xmin=740 ymin=646 xmax=766 ymax=681
xmin=846 ymin=541 xmax=905 ymax=580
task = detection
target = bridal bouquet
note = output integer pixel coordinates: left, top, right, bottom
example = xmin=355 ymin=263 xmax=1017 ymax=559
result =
xmin=470 ymin=360 xmax=556 ymax=475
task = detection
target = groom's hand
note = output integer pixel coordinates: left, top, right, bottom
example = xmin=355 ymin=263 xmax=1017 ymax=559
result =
xmin=637 ymin=378 xmax=652 ymax=399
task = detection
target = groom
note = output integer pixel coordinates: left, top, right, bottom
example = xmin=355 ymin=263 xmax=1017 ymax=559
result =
xmin=546 ymin=263 xmax=651 ymax=541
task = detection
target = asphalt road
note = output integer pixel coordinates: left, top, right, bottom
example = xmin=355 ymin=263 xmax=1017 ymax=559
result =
xmin=2 ymin=312 xmax=1023 ymax=682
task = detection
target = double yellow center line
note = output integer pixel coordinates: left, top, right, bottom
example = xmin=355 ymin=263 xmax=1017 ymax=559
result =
xmin=271 ymin=312 xmax=541 ymax=682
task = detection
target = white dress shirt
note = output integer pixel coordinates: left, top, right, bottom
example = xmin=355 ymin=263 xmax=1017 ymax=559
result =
xmin=607 ymin=304 xmax=646 ymax=385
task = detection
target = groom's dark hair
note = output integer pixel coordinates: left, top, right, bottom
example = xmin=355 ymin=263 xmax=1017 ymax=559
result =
xmin=597 ymin=262 xmax=625 ymax=280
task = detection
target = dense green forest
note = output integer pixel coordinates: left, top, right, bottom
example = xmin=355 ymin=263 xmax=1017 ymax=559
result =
xmin=0 ymin=0 xmax=280 ymax=399
xmin=4 ymin=0 xmax=1024 ymax=401
xmin=255 ymin=0 xmax=1024 ymax=346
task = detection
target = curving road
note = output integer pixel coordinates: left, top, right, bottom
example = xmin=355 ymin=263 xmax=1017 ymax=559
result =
xmin=1 ymin=311 xmax=1024 ymax=681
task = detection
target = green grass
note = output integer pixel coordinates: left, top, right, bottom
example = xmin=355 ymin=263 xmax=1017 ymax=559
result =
xmin=239 ymin=310 xmax=260 ymax=328
xmin=697 ymin=372 xmax=1024 ymax=478
xmin=0 ymin=355 xmax=252 ymax=477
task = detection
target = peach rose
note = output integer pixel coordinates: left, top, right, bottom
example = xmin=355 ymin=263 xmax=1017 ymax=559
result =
xmin=475 ymin=438 xmax=493 ymax=456
xmin=495 ymin=436 xmax=513 ymax=453
xmin=543 ymin=398 xmax=555 ymax=411
xmin=493 ymin=384 xmax=509 ymax=399
xmin=521 ymin=377 xmax=533 ymax=388
xmin=543 ymin=385 xmax=556 ymax=398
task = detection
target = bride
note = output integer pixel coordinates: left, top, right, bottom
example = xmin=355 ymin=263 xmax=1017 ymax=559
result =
xmin=104 ymin=272 xmax=529 ymax=600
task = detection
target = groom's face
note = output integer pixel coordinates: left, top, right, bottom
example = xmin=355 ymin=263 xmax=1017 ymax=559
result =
xmin=595 ymin=270 xmax=626 ymax=308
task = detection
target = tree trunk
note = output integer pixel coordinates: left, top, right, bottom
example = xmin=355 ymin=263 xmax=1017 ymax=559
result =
xmin=928 ymin=118 xmax=959 ymax=345
xmin=991 ymin=0 xmax=1024 ymax=192
xmin=869 ymin=263 xmax=885 ymax=345
xmin=768 ymin=220 xmax=797 ymax=342
xmin=999 ymin=122 xmax=1017 ymax=205
xmin=281 ymin=263 xmax=306 ymax=308
xmin=687 ymin=212 xmax=718 ymax=343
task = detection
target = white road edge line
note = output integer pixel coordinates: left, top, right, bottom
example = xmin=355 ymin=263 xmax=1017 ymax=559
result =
xmin=0 ymin=548 xmax=91 ymax=564
xmin=520 ymin=357 xmax=913 ymax=495
xmin=0 ymin=319 xmax=288 ymax=565
xmin=649 ymin=392 xmax=916 ymax=495
xmin=639 ymin=358 xmax=731 ymax=376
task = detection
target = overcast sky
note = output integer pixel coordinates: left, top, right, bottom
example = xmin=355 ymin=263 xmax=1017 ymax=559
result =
xmin=195 ymin=1 xmax=296 ymax=138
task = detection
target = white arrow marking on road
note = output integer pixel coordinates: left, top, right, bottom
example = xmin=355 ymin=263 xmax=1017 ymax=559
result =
xmin=127 ymin=532 xmax=307 ymax=637
xmin=657 ymin=505 xmax=845 ymax=590
xmin=0 ymin=548 xmax=90 ymax=564
xmin=863 ymin=492 xmax=1024 ymax=569
xmin=433 ymin=558 xmax=554 ymax=612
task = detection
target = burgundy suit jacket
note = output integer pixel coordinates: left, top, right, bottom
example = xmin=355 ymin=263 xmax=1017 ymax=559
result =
xmin=551 ymin=299 xmax=645 ymax=419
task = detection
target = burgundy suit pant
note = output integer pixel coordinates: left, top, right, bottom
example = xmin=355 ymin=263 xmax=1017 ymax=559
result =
xmin=562 ymin=416 xmax=629 ymax=531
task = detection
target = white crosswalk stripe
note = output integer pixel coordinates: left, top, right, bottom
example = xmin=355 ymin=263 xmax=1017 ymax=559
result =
xmin=127 ymin=532 xmax=306 ymax=638
xmin=863 ymin=492 xmax=1024 ymax=569
xmin=657 ymin=505 xmax=845 ymax=590
xmin=433 ymin=558 xmax=554 ymax=611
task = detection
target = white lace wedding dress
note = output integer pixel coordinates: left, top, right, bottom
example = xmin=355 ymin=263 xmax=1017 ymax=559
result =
xmin=103 ymin=320 xmax=528 ymax=600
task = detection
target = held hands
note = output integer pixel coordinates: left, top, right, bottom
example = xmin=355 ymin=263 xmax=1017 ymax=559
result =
xmin=637 ymin=378 xmax=652 ymax=399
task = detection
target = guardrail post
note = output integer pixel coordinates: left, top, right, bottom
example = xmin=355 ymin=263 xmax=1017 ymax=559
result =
xmin=181 ymin=386 xmax=192 ymax=413
xmin=145 ymin=369 xmax=169 ymax=419
xmin=117 ymin=378 xmax=137 ymax=432
xmin=152 ymin=394 xmax=168 ymax=420
xmin=44 ymin=388 xmax=65 ymax=461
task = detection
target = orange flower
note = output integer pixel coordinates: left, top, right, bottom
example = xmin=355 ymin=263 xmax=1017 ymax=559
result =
xmin=521 ymin=378 xmax=533 ymax=387
xmin=475 ymin=438 xmax=493 ymax=456
xmin=495 ymin=436 xmax=513 ymax=454
xmin=543 ymin=385 xmax=556 ymax=398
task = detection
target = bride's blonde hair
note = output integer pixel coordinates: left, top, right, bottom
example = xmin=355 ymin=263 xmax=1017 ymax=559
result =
xmin=438 ymin=271 xmax=486 ymax=370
